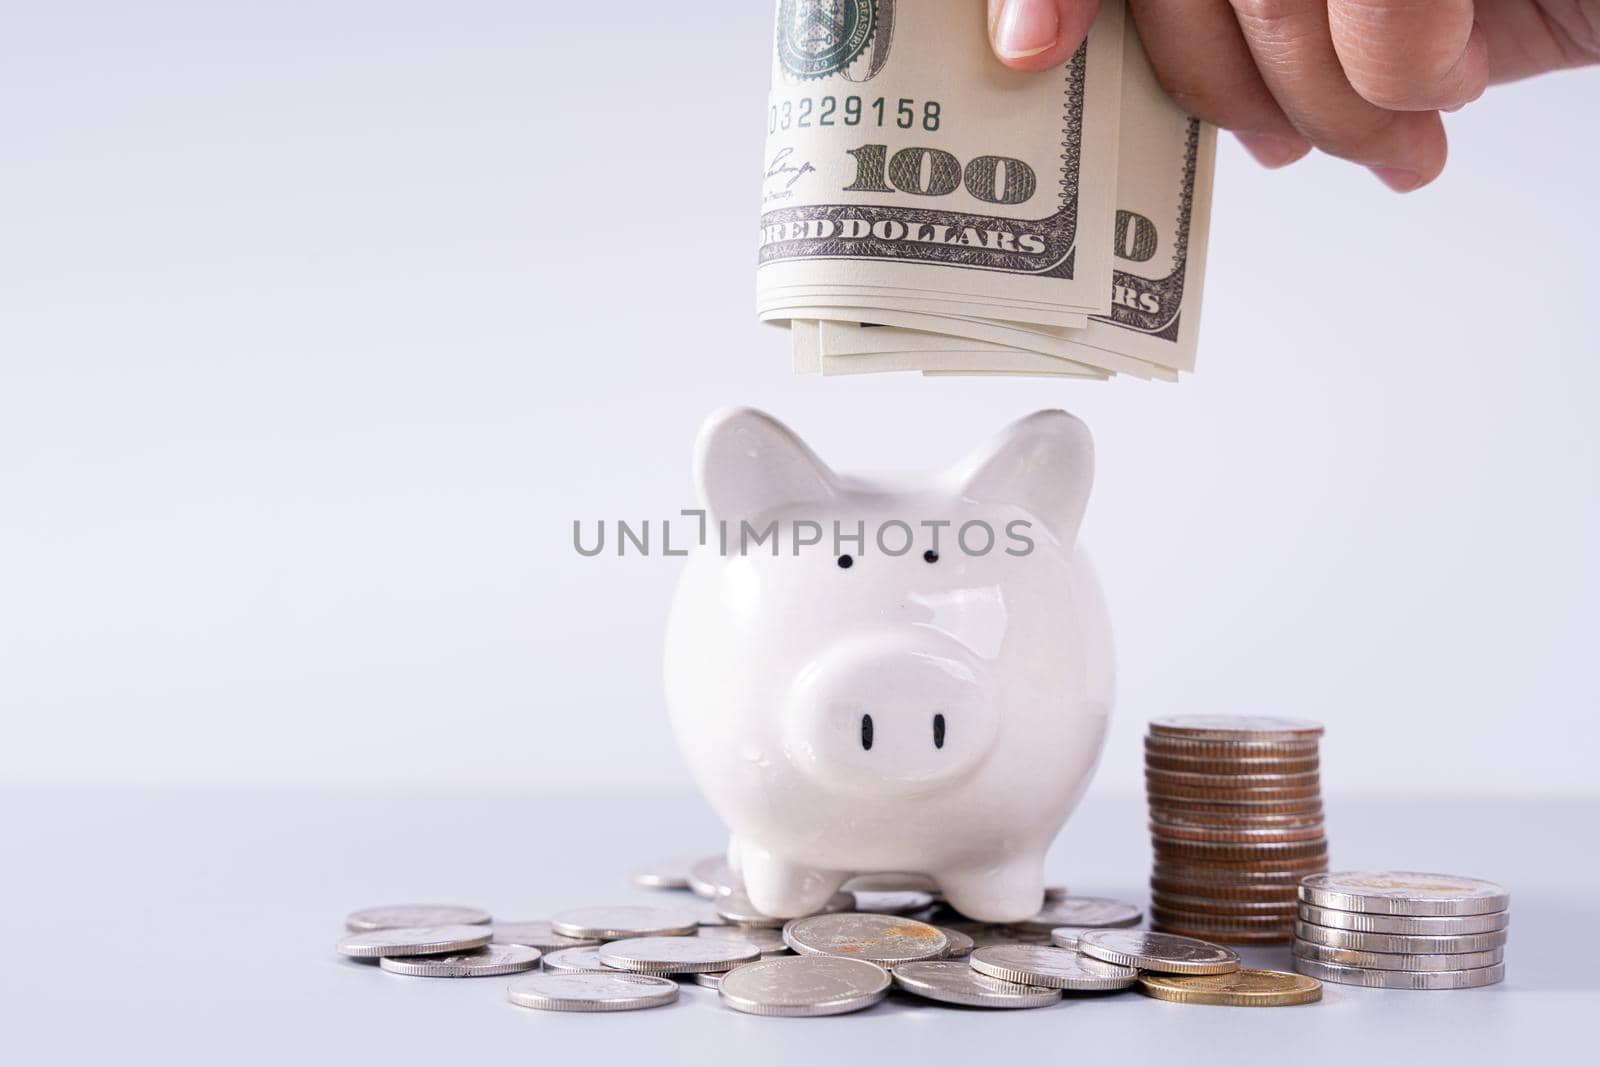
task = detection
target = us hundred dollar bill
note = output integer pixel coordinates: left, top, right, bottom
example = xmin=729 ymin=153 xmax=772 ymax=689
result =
xmin=762 ymin=0 xmax=1218 ymax=380
xmin=757 ymin=0 xmax=1125 ymax=326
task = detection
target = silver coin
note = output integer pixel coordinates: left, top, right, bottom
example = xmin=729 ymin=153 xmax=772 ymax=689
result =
xmin=1048 ymin=926 xmax=1098 ymax=949
xmin=1294 ymin=920 xmax=1507 ymax=954
xmin=940 ymin=920 xmax=1055 ymax=948
xmin=970 ymin=944 xmax=1138 ymax=991
xmin=842 ymin=872 xmax=941 ymax=893
xmin=550 ymin=905 xmax=699 ymax=940
xmin=506 ymin=971 xmax=679 ymax=1012
xmin=693 ymin=969 xmax=727 ymax=989
xmin=783 ymin=913 xmax=948 ymax=967
xmin=698 ymin=924 xmax=790 ymax=956
xmin=1298 ymin=872 xmax=1510 ymax=916
xmin=1149 ymin=716 xmax=1325 ymax=741
xmin=716 ymin=888 xmax=853 ymax=928
xmin=717 ymin=955 xmax=890 ymax=1016
xmin=539 ymin=946 xmax=616 ymax=975
xmin=851 ymin=890 xmax=937 ymax=915
xmin=688 ymin=856 xmax=739 ymax=899
xmin=1079 ymin=930 xmax=1241 ymax=975
xmin=933 ymin=926 xmax=976 ymax=958
xmin=491 ymin=920 xmax=602 ymax=951
xmin=1013 ymin=896 xmax=1143 ymax=933
xmin=337 ymin=925 xmax=492 ymax=959
xmin=600 ymin=935 xmax=761 ymax=974
xmin=1295 ymin=904 xmax=1510 ymax=935
xmin=892 ymin=960 xmax=1062 ymax=1009
xmin=345 ymin=905 xmax=491 ymax=932
xmin=379 ymin=944 xmax=540 ymax=977
xmin=689 ymin=900 xmax=730 ymax=926
xmin=631 ymin=856 xmax=698 ymax=890
xmin=1292 ymin=956 xmax=1505 ymax=990
xmin=1292 ymin=939 xmax=1504 ymax=972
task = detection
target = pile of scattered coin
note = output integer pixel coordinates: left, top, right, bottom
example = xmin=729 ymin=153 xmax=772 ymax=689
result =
xmin=1292 ymin=871 xmax=1509 ymax=989
xmin=1145 ymin=715 xmax=1329 ymax=944
xmin=334 ymin=856 xmax=1322 ymax=1014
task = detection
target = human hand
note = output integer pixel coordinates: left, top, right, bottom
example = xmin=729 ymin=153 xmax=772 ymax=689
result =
xmin=986 ymin=0 xmax=1599 ymax=189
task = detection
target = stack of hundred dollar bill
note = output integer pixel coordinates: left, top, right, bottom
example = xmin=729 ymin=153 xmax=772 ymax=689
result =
xmin=759 ymin=0 xmax=1215 ymax=381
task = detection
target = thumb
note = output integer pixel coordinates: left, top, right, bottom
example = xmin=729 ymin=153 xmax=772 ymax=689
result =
xmin=987 ymin=0 xmax=1103 ymax=72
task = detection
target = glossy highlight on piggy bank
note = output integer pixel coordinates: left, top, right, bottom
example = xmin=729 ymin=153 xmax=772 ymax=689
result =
xmin=664 ymin=408 xmax=1113 ymax=922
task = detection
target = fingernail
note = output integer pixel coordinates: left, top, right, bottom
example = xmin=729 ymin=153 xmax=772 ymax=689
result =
xmin=992 ymin=0 xmax=1059 ymax=61
xmin=1371 ymin=166 xmax=1422 ymax=192
xmin=1235 ymin=132 xmax=1311 ymax=169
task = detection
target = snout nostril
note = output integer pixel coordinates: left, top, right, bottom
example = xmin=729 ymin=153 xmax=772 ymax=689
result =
xmin=933 ymin=713 xmax=946 ymax=749
xmin=861 ymin=713 xmax=874 ymax=751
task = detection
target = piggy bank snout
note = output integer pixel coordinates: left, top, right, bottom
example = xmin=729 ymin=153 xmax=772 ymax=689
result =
xmin=781 ymin=632 xmax=997 ymax=796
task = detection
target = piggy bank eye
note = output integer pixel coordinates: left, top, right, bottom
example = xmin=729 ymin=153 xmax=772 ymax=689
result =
xmin=923 ymin=550 xmax=939 ymax=564
xmin=836 ymin=554 xmax=854 ymax=569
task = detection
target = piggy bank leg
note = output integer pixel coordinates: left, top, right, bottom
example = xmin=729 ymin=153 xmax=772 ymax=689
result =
xmin=738 ymin=842 xmax=848 ymax=918
xmin=937 ymin=853 xmax=1047 ymax=923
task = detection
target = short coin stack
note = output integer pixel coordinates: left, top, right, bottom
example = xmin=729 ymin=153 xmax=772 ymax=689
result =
xmin=1145 ymin=716 xmax=1328 ymax=944
xmin=1293 ymin=871 xmax=1509 ymax=989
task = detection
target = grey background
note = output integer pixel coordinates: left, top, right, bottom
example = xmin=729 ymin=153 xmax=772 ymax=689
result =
xmin=2 ymin=2 xmax=1597 ymax=795
xmin=3 ymin=788 xmax=1587 ymax=1062
xmin=0 ymin=3 xmax=1596 ymax=1061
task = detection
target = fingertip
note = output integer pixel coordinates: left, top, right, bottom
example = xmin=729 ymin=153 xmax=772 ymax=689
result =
xmin=993 ymin=42 xmax=1081 ymax=72
xmin=989 ymin=0 xmax=1099 ymax=71
xmin=1371 ymin=166 xmax=1425 ymax=193
xmin=1372 ymin=114 xmax=1449 ymax=191
xmin=1235 ymin=131 xmax=1314 ymax=169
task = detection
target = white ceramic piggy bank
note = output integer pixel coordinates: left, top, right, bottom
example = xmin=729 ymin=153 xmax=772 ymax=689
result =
xmin=664 ymin=408 xmax=1113 ymax=922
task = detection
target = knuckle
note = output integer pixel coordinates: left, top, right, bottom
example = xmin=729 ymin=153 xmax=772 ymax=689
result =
xmin=1345 ymin=68 xmax=1439 ymax=110
xmin=1229 ymin=0 xmax=1300 ymax=25
xmin=1151 ymin=68 xmax=1275 ymax=130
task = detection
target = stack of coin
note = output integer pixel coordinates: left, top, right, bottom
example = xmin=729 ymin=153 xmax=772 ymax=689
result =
xmin=1145 ymin=716 xmax=1328 ymax=944
xmin=1293 ymin=871 xmax=1509 ymax=989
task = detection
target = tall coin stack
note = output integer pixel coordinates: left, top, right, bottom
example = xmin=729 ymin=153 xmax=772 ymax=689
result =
xmin=1145 ymin=716 xmax=1328 ymax=945
xmin=1293 ymin=871 xmax=1509 ymax=989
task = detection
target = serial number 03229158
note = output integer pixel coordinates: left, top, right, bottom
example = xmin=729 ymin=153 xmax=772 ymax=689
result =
xmin=768 ymin=95 xmax=942 ymax=133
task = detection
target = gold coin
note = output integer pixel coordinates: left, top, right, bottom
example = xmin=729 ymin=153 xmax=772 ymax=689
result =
xmin=1138 ymin=968 xmax=1322 ymax=1006
xmin=1152 ymin=793 xmax=1324 ymax=809
xmin=1151 ymin=905 xmax=1296 ymax=929
xmin=1152 ymin=844 xmax=1324 ymax=870
xmin=1149 ymin=878 xmax=1303 ymax=902
xmin=1151 ymin=836 xmax=1328 ymax=860
xmin=1144 ymin=736 xmax=1321 ymax=759
xmin=1145 ymin=753 xmax=1321 ymax=775
xmin=1151 ymin=863 xmax=1313 ymax=886
xmin=1149 ymin=821 xmax=1326 ymax=844
xmin=1145 ymin=768 xmax=1321 ymax=788
xmin=1150 ymin=808 xmax=1325 ymax=830
xmin=1146 ymin=785 xmax=1323 ymax=804
xmin=1150 ymin=924 xmax=1293 ymax=945
xmin=1150 ymin=892 xmax=1300 ymax=917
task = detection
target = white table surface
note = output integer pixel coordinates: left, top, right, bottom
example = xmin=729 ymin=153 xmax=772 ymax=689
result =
xmin=4 ymin=785 xmax=1589 ymax=1064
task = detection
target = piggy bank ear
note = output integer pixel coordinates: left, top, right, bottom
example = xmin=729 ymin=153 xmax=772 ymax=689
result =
xmin=951 ymin=410 xmax=1094 ymax=544
xmin=694 ymin=407 xmax=838 ymax=525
